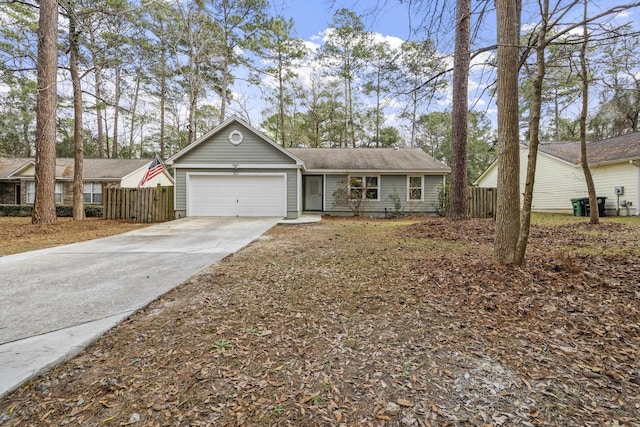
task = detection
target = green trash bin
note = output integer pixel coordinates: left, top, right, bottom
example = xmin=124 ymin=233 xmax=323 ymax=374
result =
xmin=571 ymin=198 xmax=584 ymax=216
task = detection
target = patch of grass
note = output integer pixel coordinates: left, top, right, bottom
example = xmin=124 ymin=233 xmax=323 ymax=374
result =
xmin=531 ymin=212 xmax=586 ymax=226
xmin=532 ymin=212 xmax=640 ymax=226
xmin=212 ymin=339 xmax=233 ymax=351
xmin=245 ymin=327 xmax=260 ymax=336
xmin=310 ymin=394 xmax=325 ymax=405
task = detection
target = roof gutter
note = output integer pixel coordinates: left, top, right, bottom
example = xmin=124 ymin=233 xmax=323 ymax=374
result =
xmin=302 ymin=169 xmax=450 ymax=175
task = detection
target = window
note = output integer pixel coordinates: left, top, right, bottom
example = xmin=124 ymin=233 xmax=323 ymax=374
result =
xmin=83 ymin=182 xmax=102 ymax=204
xmin=408 ymin=176 xmax=423 ymax=201
xmin=26 ymin=181 xmax=35 ymax=203
xmin=349 ymin=175 xmax=379 ymax=200
xmin=55 ymin=183 xmax=62 ymax=203
xmin=26 ymin=182 xmax=62 ymax=203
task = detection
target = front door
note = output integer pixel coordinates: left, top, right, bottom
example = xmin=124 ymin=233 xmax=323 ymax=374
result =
xmin=304 ymin=175 xmax=323 ymax=211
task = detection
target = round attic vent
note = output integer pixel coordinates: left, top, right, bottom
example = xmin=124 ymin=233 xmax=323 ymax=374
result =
xmin=229 ymin=130 xmax=244 ymax=145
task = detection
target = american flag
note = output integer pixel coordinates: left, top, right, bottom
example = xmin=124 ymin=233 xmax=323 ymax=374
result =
xmin=137 ymin=155 xmax=165 ymax=188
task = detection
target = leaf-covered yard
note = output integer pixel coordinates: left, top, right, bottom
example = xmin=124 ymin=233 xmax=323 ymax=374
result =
xmin=1 ymin=216 xmax=639 ymax=426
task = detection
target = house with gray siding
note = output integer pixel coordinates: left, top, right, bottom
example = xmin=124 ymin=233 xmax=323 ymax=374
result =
xmin=166 ymin=117 xmax=451 ymax=219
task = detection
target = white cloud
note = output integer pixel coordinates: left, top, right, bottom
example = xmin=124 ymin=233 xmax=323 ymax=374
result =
xmin=470 ymin=51 xmax=493 ymax=68
xmin=469 ymin=97 xmax=486 ymax=107
xmin=371 ymin=33 xmax=404 ymax=50
xmin=615 ymin=10 xmax=631 ymax=18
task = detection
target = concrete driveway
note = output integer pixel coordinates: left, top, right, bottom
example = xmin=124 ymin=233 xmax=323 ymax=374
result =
xmin=0 ymin=216 xmax=280 ymax=397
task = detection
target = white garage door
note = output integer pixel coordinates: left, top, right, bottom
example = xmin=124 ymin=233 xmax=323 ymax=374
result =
xmin=188 ymin=174 xmax=286 ymax=217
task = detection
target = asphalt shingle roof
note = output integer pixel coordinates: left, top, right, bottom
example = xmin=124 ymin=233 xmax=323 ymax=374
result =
xmin=288 ymin=148 xmax=450 ymax=173
xmin=0 ymin=158 xmax=31 ymax=179
xmin=537 ymin=132 xmax=640 ymax=165
xmin=0 ymin=158 xmax=151 ymax=180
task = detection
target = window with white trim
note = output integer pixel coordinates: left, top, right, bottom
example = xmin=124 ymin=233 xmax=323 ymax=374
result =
xmin=349 ymin=175 xmax=379 ymax=200
xmin=83 ymin=182 xmax=102 ymax=204
xmin=408 ymin=176 xmax=423 ymax=201
xmin=26 ymin=181 xmax=35 ymax=203
xmin=26 ymin=181 xmax=62 ymax=203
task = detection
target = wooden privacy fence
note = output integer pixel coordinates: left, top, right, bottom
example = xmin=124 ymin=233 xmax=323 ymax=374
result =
xmin=104 ymin=186 xmax=174 ymax=223
xmin=468 ymin=186 xmax=497 ymax=219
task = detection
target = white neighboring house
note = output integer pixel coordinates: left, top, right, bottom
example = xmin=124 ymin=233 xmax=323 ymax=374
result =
xmin=120 ymin=160 xmax=174 ymax=188
xmin=474 ymin=132 xmax=640 ymax=216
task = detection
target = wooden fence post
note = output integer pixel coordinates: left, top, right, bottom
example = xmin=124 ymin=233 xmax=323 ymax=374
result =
xmin=467 ymin=187 xmax=497 ymax=219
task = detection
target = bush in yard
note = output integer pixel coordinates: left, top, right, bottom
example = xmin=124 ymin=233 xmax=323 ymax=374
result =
xmin=0 ymin=204 xmax=32 ymax=216
xmin=0 ymin=204 xmax=103 ymax=217
xmin=332 ymin=177 xmax=367 ymax=216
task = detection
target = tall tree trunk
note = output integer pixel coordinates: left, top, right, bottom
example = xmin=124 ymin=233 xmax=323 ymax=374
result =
xmin=104 ymin=108 xmax=110 ymax=158
xmin=89 ymin=29 xmax=105 ymax=158
xmin=95 ymin=69 xmax=105 ymax=158
xmin=111 ymin=63 xmax=121 ymax=157
xmin=188 ymin=41 xmax=199 ymax=145
xmin=410 ymin=88 xmax=418 ymax=147
xmin=554 ymin=88 xmax=560 ymax=140
xmin=159 ymin=44 xmax=167 ymax=158
xmin=188 ymin=78 xmax=197 ymax=145
xmin=375 ymin=67 xmax=381 ymax=147
xmin=33 ymin=0 xmax=58 ymax=225
xmin=580 ymin=0 xmax=599 ymax=225
xmin=128 ymin=72 xmax=141 ymax=157
xmin=159 ymin=78 xmax=166 ymax=157
xmin=219 ymin=50 xmax=230 ymax=124
xmin=69 ymin=6 xmax=85 ymax=220
xmin=348 ymin=76 xmax=356 ymax=147
xmin=494 ymin=0 xmax=521 ymax=264
xmin=342 ymin=75 xmax=348 ymax=148
xmin=514 ymin=0 xmax=548 ymax=264
xmin=278 ymin=51 xmax=286 ymax=147
xmin=22 ymin=118 xmax=31 ymax=157
xmin=449 ymin=0 xmax=471 ymax=220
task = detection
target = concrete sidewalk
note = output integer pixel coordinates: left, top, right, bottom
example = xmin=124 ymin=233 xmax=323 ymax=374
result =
xmin=0 ymin=217 xmax=280 ymax=398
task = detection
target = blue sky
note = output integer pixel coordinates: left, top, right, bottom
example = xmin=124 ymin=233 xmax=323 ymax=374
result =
xmin=257 ymin=0 xmax=640 ymax=134
xmin=273 ymin=0 xmax=420 ymax=42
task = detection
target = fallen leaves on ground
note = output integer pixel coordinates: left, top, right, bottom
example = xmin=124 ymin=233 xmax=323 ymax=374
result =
xmin=0 ymin=217 xmax=149 ymax=256
xmin=1 ymin=216 xmax=638 ymax=426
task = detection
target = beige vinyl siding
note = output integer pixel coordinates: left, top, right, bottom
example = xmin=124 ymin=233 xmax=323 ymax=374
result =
xmin=591 ymin=163 xmax=638 ymax=214
xmin=324 ymin=174 xmax=444 ymax=216
xmin=174 ymin=168 xmax=298 ymax=218
xmin=475 ymin=162 xmax=498 ymax=187
xmin=529 ymin=148 xmax=585 ymax=212
xmin=476 ymin=146 xmax=639 ymax=215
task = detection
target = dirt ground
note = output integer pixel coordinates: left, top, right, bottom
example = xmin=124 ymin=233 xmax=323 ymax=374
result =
xmin=0 ymin=217 xmax=149 ymax=256
xmin=1 ymin=216 xmax=639 ymax=426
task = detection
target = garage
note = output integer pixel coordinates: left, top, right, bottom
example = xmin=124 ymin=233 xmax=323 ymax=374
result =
xmin=187 ymin=173 xmax=286 ymax=217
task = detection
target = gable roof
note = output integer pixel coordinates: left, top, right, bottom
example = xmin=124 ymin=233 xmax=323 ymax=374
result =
xmin=288 ymin=148 xmax=450 ymax=173
xmin=474 ymin=132 xmax=640 ymax=185
xmin=0 ymin=158 xmax=152 ymax=180
xmin=0 ymin=157 xmax=31 ymax=179
xmin=166 ymin=116 xmax=304 ymax=166
xmin=536 ymin=132 xmax=640 ymax=165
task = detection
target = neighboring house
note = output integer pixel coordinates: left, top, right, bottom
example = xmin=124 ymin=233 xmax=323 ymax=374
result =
xmin=166 ymin=116 xmax=450 ymax=219
xmin=474 ymin=132 xmax=640 ymax=216
xmin=0 ymin=158 xmax=173 ymax=206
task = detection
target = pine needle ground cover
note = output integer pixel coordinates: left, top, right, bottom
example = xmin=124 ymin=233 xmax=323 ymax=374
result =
xmin=0 ymin=217 xmax=148 ymax=256
xmin=1 ymin=216 xmax=639 ymax=426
